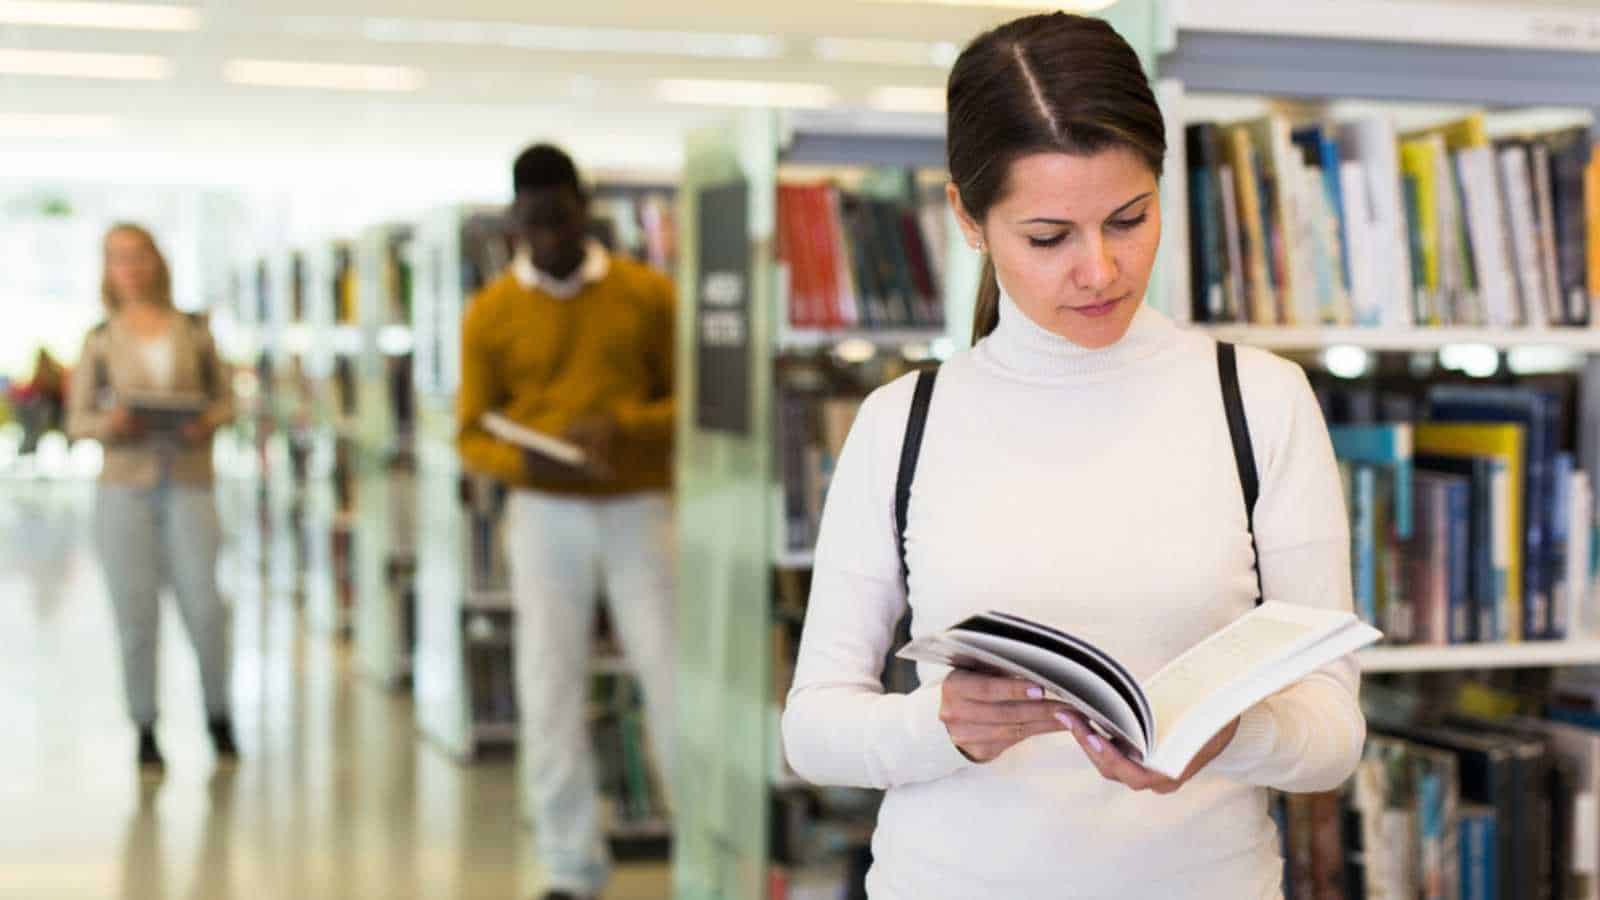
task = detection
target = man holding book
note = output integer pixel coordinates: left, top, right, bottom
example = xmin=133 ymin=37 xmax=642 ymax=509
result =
xmin=455 ymin=143 xmax=676 ymax=900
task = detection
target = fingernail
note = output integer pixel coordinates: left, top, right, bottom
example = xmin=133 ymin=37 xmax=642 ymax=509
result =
xmin=1027 ymin=686 xmax=1044 ymax=700
xmin=1087 ymin=735 xmax=1105 ymax=753
xmin=1054 ymin=712 xmax=1073 ymax=730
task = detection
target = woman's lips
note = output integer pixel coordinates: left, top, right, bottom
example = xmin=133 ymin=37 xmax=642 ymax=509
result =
xmin=1069 ymin=294 xmax=1127 ymax=319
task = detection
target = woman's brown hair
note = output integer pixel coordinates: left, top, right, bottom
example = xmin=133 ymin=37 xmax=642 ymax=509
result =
xmin=101 ymin=222 xmax=174 ymax=315
xmin=946 ymin=13 xmax=1166 ymax=344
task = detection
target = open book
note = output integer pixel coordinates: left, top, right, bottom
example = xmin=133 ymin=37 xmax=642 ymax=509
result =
xmin=123 ymin=391 xmax=208 ymax=433
xmin=898 ymin=601 xmax=1381 ymax=778
xmin=481 ymin=412 xmax=587 ymax=468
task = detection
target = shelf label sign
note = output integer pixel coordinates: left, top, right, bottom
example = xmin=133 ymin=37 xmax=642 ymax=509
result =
xmin=695 ymin=181 xmax=752 ymax=435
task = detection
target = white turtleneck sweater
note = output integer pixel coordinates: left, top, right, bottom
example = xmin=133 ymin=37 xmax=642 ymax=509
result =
xmin=782 ymin=295 xmax=1365 ymax=900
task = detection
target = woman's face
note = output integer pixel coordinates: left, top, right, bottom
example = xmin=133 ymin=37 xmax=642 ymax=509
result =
xmin=953 ymin=148 xmax=1162 ymax=349
xmin=106 ymin=230 xmax=161 ymax=308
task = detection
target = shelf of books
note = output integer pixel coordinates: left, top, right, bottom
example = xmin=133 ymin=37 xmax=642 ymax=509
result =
xmin=257 ymin=253 xmax=302 ymax=608
xmin=288 ymin=242 xmax=339 ymax=636
xmin=1159 ymin=17 xmax=1600 ymax=896
xmin=348 ymin=224 xmax=419 ymax=684
xmin=408 ymin=195 xmax=676 ymax=854
xmin=675 ymin=107 xmax=972 ymax=900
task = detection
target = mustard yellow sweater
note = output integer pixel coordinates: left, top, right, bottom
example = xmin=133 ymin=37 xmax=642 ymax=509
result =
xmin=456 ymin=256 xmax=674 ymax=496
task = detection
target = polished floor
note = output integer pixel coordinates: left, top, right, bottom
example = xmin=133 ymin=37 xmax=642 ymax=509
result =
xmin=0 ymin=474 xmax=671 ymax=900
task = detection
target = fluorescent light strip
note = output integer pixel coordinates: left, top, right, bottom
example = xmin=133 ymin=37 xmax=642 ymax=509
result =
xmin=0 ymin=48 xmax=171 ymax=79
xmin=224 ymin=59 xmax=424 ymax=92
xmin=0 ymin=113 xmax=118 ymax=136
xmin=869 ymin=85 xmax=947 ymax=114
xmin=815 ymin=36 xmax=958 ymax=68
xmin=0 ymin=1 xmax=199 ymax=31
xmin=865 ymin=0 xmax=1116 ymax=8
xmin=285 ymin=15 xmax=783 ymax=61
xmin=656 ymin=78 xmax=835 ymax=110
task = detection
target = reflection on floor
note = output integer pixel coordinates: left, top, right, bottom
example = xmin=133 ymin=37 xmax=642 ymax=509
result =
xmin=0 ymin=476 xmax=670 ymax=900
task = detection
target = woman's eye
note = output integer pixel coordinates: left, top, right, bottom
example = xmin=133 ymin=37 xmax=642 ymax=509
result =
xmin=1108 ymin=214 xmax=1149 ymax=232
xmin=1027 ymin=234 xmax=1067 ymax=249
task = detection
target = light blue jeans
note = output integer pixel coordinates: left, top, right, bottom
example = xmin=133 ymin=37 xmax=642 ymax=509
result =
xmin=96 ymin=479 xmax=230 ymax=727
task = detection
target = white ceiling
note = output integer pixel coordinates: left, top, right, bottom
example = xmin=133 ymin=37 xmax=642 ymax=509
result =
xmin=2 ymin=0 xmax=1599 ymax=190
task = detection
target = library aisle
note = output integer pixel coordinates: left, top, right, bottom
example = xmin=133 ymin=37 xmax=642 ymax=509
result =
xmin=0 ymin=474 xmax=668 ymax=900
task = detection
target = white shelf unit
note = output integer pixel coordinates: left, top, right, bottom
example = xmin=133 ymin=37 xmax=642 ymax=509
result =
xmin=777 ymin=328 xmax=950 ymax=354
xmin=1197 ymin=325 xmax=1600 ymax=353
xmin=1359 ymin=641 xmax=1600 ymax=673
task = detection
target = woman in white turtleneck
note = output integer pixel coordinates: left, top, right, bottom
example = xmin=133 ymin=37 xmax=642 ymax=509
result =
xmin=780 ymin=13 xmax=1364 ymax=900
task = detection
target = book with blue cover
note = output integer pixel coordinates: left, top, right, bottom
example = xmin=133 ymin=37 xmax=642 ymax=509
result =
xmin=1416 ymin=454 xmax=1503 ymax=643
xmin=1330 ymin=424 xmax=1414 ymax=539
xmin=1428 ymin=386 xmax=1557 ymax=639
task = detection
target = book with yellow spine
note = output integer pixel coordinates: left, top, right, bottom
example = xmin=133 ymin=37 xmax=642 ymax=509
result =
xmin=1400 ymin=137 xmax=1442 ymax=321
xmin=1415 ymin=423 xmax=1525 ymax=642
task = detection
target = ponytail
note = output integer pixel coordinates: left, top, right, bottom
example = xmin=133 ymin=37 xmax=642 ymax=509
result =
xmin=970 ymin=254 xmax=1001 ymax=345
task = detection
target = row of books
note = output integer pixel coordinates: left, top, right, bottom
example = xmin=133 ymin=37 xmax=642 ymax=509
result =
xmin=777 ymin=386 xmax=863 ymax=555
xmin=466 ymin=642 xmax=518 ymax=725
xmin=1187 ymin=113 xmax=1600 ymax=328
xmin=1329 ymin=381 xmax=1593 ymax=643
xmin=1302 ymin=669 xmax=1600 ymax=900
xmin=777 ymin=181 xmax=947 ymax=332
xmin=463 ymin=474 xmax=511 ymax=594
xmin=592 ymin=675 xmax=669 ymax=827
xmin=592 ymin=192 xmax=677 ymax=274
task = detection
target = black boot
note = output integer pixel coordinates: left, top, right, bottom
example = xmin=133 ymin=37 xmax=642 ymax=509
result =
xmin=208 ymin=717 xmax=239 ymax=760
xmin=541 ymin=893 xmax=591 ymax=900
xmin=137 ymin=727 xmax=165 ymax=773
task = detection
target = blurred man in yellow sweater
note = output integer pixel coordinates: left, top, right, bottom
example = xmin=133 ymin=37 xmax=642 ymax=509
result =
xmin=456 ymin=144 xmax=675 ymax=900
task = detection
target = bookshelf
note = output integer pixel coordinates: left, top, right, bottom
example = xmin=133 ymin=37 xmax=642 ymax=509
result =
xmin=1359 ymin=640 xmax=1600 ymax=673
xmin=351 ymin=224 xmax=419 ymax=685
xmin=674 ymin=107 xmax=978 ymax=900
xmin=1199 ymin=326 xmax=1600 ymax=353
xmin=1158 ymin=17 xmax=1600 ymax=895
xmin=258 ymin=253 xmax=302 ymax=608
xmin=290 ymin=242 xmax=340 ymax=637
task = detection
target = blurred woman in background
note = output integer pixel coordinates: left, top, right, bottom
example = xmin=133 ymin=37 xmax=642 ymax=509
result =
xmin=67 ymin=223 xmax=237 ymax=773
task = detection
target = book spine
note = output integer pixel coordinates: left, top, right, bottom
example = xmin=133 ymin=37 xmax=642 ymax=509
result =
xmin=1310 ymin=791 xmax=1349 ymax=899
xmin=1474 ymin=460 xmax=1497 ymax=644
xmin=1549 ymin=135 xmax=1591 ymax=325
xmin=1551 ymin=453 xmax=1574 ymax=640
xmin=1449 ymin=480 xmax=1474 ymax=644
xmin=1354 ymin=465 xmax=1379 ymax=629
xmin=1533 ymin=143 xmax=1567 ymax=325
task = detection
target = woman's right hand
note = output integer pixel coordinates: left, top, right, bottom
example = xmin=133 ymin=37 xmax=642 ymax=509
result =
xmin=107 ymin=407 xmax=143 ymax=439
xmin=939 ymin=671 xmax=1072 ymax=763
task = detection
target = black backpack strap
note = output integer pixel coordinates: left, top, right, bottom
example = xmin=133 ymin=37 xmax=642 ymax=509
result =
xmin=895 ymin=367 xmax=939 ymax=583
xmin=1217 ymin=342 xmax=1264 ymax=605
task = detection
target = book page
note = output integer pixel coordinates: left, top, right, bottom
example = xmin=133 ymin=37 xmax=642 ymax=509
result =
xmin=897 ymin=634 xmax=1147 ymax=753
xmin=1145 ymin=603 xmax=1356 ymax=747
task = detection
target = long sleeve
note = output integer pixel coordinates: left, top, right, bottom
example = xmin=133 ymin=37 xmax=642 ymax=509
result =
xmin=1207 ymin=355 xmax=1366 ymax=792
xmin=782 ymin=380 xmax=975 ymax=790
xmin=455 ymin=293 xmax=524 ymax=484
xmin=66 ymin=330 xmax=112 ymax=443
xmin=198 ymin=325 xmax=235 ymax=428
xmin=613 ymin=273 xmax=675 ymax=444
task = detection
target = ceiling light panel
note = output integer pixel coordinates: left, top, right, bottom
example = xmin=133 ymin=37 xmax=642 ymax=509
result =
xmin=0 ymin=1 xmax=199 ymax=31
xmin=814 ymin=36 xmax=958 ymax=67
xmin=284 ymin=15 xmax=784 ymax=61
xmin=656 ymin=78 xmax=836 ymax=110
xmin=0 ymin=113 xmax=119 ymax=136
xmin=223 ymin=59 xmax=425 ymax=92
xmin=0 ymin=48 xmax=171 ymax=79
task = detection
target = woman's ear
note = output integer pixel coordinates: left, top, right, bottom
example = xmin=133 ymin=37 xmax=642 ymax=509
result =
xmin=946 ymin=182 xmax=984 ymax=252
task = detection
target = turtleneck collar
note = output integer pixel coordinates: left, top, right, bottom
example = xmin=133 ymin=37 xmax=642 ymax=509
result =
xmin=974 ymin=289 xmax=1179 ymax=382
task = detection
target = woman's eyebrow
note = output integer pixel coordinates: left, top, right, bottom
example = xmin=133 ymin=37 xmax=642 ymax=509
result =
xmin=1016 ymin=191 xmax=1154 ymax=226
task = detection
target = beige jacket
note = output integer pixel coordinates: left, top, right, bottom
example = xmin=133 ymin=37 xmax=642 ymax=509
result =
xmin=67 ymin=313 xmax=234 ymax=487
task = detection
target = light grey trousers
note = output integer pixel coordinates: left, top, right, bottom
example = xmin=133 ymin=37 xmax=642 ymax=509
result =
xmin=96 ymin=479 xmax=230 ymax=727
xmin=505 ymin=489 xmax=677 ymax=896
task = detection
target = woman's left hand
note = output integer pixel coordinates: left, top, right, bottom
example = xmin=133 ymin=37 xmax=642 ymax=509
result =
xmin=1059 ymin=711 xmax=1239 ymax=794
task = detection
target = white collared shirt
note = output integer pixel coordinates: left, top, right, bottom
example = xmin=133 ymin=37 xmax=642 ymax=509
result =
xmin=512 ymin=239 xmax=611 ymax=300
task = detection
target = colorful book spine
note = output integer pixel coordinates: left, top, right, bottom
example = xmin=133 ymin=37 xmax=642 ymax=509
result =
xmin=1459 ymin=807 xmax=1497 ymax=900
